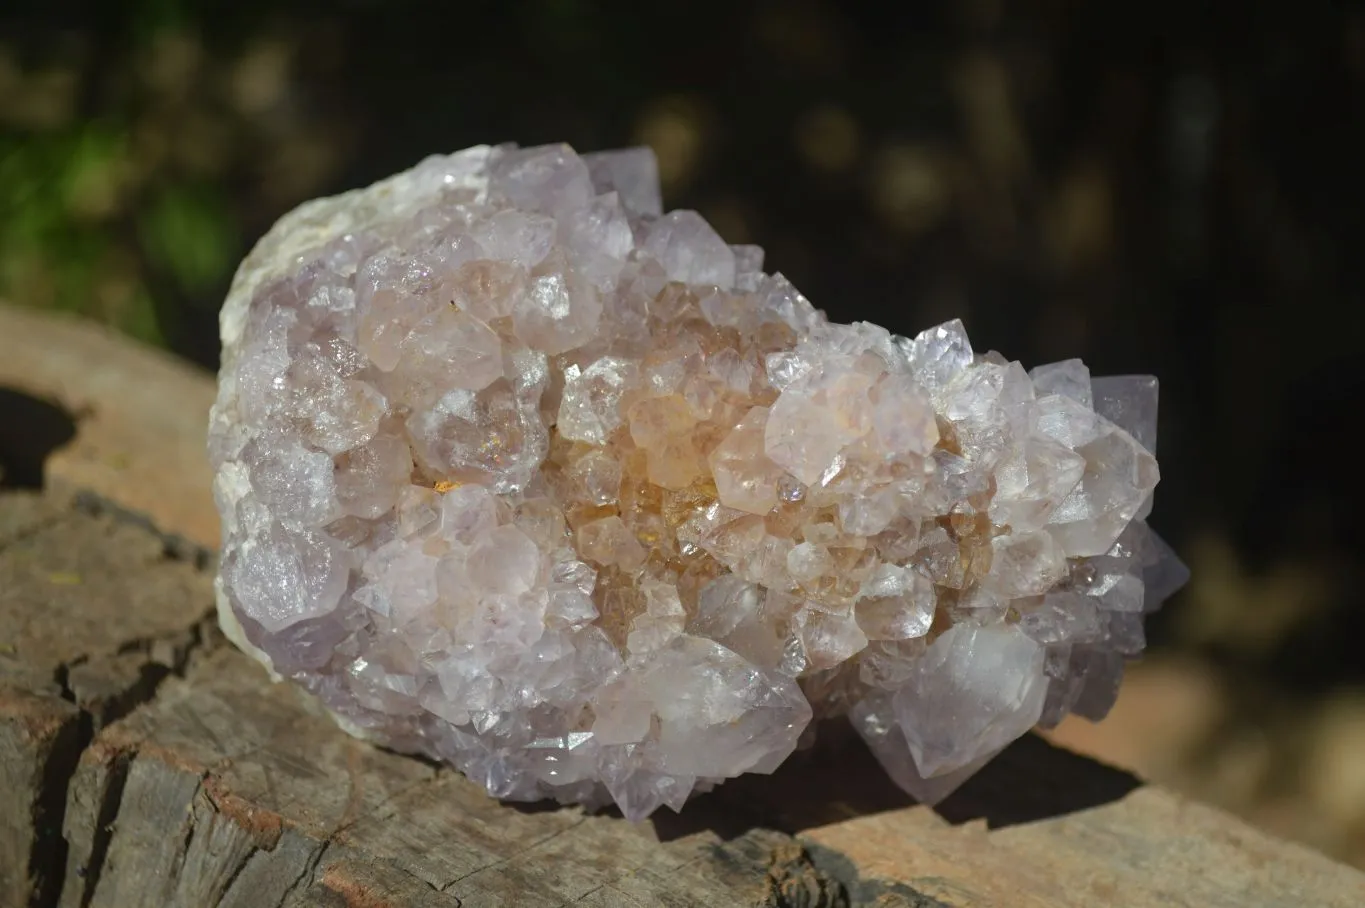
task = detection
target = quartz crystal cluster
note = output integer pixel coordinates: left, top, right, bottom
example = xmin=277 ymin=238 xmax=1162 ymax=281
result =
xmin=210 ymin=142 xmax=1188 ymax=819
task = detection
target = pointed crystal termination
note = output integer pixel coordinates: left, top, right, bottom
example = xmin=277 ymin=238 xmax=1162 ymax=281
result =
xmin=210 ymin=142 xmax=1187 ymax=819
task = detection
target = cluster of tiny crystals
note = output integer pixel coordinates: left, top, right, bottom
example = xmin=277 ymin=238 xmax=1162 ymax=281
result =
xmin=209 ymin=143 xmax=1189 ymax=820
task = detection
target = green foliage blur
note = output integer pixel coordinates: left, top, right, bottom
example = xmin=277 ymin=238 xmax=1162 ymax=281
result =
xmin=0 ymin=0 xmax=348 ymax=362
xmin=0 ymin=122 xmax=239 ymax=346
xmin=0 ymin=14 xmax=242 ymax=357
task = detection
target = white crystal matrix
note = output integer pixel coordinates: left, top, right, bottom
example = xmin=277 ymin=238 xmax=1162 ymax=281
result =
xmin=210 ymin=142 xmax=1188 ymax=819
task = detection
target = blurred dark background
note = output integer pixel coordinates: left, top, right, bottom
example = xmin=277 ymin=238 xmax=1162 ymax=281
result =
xmin=3 ymin=0 xmax=1362 ymax=863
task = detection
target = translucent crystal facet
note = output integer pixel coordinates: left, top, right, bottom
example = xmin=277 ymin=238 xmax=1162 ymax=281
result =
xmin=211 ymin=142 xmax=1186 ymax=820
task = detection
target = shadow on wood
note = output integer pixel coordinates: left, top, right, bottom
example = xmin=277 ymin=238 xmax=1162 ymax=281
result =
xmin=0 ymin=387 xmax=76 ymax=489
xmin=934 ymin=732 xmax=1143 ymax=828
xmin=648 ymin=723 xmax=910 ymax=842
xmin=649 ymin=720 xmax=1141 ymax=844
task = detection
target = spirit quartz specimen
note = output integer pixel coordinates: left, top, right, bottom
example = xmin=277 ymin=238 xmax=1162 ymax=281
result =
xmin=209 ymin=143 xmax=1188 ymax=819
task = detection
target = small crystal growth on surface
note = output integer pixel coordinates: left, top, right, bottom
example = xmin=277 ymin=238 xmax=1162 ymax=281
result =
xmin=209 ymin=143 xmax=1188 ymax=820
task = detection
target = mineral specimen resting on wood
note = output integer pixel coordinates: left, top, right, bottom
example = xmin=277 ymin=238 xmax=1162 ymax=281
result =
xmin=209 ymin=142 xmax=1188 ymax=820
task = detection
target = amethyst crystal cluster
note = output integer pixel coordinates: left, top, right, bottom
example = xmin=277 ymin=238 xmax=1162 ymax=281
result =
xmin=209 ymin=143 xmax=1187 ymax=819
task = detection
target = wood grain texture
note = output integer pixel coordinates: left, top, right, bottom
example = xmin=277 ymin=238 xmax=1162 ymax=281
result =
xmin=0 ymin=487 xmax=218 ymax=907
xmin=0 ymin=685 xmax=82 ymax=908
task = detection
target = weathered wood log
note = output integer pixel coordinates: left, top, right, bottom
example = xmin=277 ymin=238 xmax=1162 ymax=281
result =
xmin=2 ymin=491 xmax=1363 ymax=907
xmin=3 ymin=301 xmax=1364 ymax=906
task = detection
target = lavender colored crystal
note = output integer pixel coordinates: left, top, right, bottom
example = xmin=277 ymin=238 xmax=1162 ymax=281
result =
xmin=210 ymin=142 xmax=1187 ymax=819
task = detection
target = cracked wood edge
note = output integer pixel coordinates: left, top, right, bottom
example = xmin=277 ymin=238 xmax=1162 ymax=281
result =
xmin=0 ymin=490 xmax=220 ymax=908
xmin=50 ymin=644 xmax=843 ymax=908
xmin=0 ymin=492 xmax=868 ymax=908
